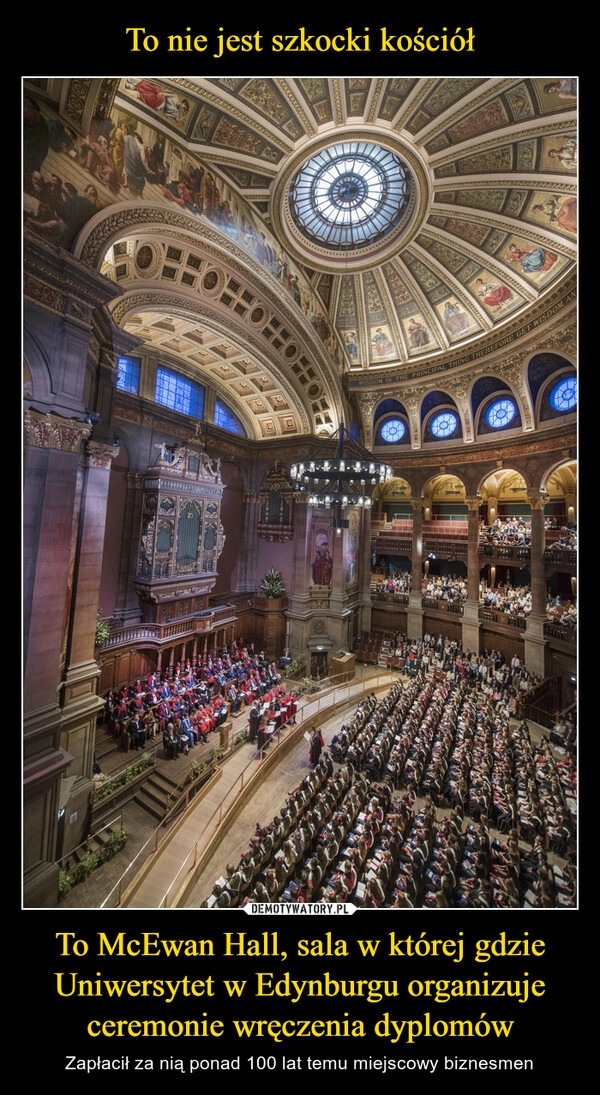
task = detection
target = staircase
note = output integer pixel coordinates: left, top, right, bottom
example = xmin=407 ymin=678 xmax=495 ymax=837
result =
xmin=60 ymin=824 xmax=121 ymax=874
xmin=134 ymin=768 xmax=180 ymax=821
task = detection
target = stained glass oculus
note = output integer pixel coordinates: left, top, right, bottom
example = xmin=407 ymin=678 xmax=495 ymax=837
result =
xmin=486 ymin=398 xmax=516 ymax=428
xmin=550 ymin=377 xmax=577 ymax=412
xmin=289 ymin=141 xmax=410 ymax=251
xmin=380 ymin=418 xmax=406 ymax=443
xmin=431 ymin=412 xmax=458 ymax=438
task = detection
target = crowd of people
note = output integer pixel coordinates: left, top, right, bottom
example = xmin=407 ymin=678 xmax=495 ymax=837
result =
xmin=480 ymin=517 xmax=532 ymax=545
xmin=423 ymin=575 xmax=468 ymax=603
xmin=101 ymin=640 xmax=289 ymax=754
xmin=204 ymin=666 xmax=576 ymax=909
xmin=372 ymin=572 xmax=577 ymax=629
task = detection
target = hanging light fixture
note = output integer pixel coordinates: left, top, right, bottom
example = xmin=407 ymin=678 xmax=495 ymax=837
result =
xmin=288 ymin=159 xmax=397 ymax=532
xmin=290 ymin=422 xmax=392 ymax=532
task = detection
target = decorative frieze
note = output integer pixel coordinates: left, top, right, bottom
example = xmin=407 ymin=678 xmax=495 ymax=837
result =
xmin=24 ymin=409 xmax=90 ymax=452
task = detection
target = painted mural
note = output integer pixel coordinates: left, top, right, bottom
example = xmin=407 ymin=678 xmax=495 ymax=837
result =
xmin=369 ymin=325 xmax=395 ymax=361
xmin=403 ymin=314 xmax=435 ymax=354
xmin=525 ymin=192 xmax=577 ymax=237
xmin=311 ymin=531 xmax=333 ymax=586
xmin=471 ymin=273 xmax=519 ymax=316
xmin=345 ymin=513 xmax=359 ymax=588
xmin=23 ymin=87 xmax=343 ymax=372
xmin=540 ymin=135 xmax=577 ymax=173
xmin=436 ymin=297 xmax=476 ymax=341
xmin=504 ymin=238 xmax=562 ymax=284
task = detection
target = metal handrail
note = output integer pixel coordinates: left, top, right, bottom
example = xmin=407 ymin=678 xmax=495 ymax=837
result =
xmin=100 ymin=668 xmax=392 ymax=908
xmin=157 ymin=667 xmax=396 ymax=907
xmin=58 ymin=810 xmax=125 ymax=869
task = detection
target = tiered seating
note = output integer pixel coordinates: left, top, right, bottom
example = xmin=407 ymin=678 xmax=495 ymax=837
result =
xmin=424 ymin=520 xmax=468 ymax=538
xmin=353 ymin=632 xmax=383 ymax=664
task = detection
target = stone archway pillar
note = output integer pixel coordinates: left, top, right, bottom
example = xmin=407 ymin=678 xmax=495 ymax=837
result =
xmin=462 ymin=496 xmax=482 ymax=653
xmin=524 ymin=493 xmax=547 ymax=677
xmin=407 ymin=500 xmax=424 ymax=640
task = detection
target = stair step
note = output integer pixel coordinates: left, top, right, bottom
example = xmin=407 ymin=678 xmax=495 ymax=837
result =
xmin=61 ymin=826 xmax=117 ymax=872
xmin=137 ymin=783 xmax=170 ymax=810
xmin=147 ymin=772 xmax=179 ymax=794
xmin=134 ymin=791 xmax=167 ymax=821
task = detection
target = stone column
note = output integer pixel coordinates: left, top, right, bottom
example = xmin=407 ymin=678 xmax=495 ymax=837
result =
xmin=57 ymin=438 xmax=120 ymax=859
xmin=462 ymin=496 xmax=482 ymax=653
xmin=407 ymin=500 xmax=424 ymax=640
xmin=524 ymin=493 xmax=547 ymax=677
xmin=113 ymin=473 xmax=145 ymax=625
xmin=286 ymin=497 xmax=313 ymax=661
xmin=236 ymin=491 xmax=261 ymax=593
xmin=23 ymin=410 xmax=92 ymax=906
xmin=359 ymin=504 xmax=373 ymax=638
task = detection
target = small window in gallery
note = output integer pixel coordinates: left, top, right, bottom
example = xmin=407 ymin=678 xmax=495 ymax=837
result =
xmin=486 ymin=398 xmax=516 ymax=429
xmin=431 ymin=411 xmax=458 ymax=438
xmin=155 ymin=367 xmax=205 ymax=419
xmin=380 ymin=418 xmax=406 ymax=443
xmin=116 ymin=356 xmax=141 ymax=395
xmin=214 ymin=399 xmax=246 ymax=436
xmin=550 ymin=377 xmax=577 ymax=412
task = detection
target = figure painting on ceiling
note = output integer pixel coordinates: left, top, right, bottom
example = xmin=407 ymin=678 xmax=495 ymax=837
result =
xmin=371 ymin=326 xmax=394 ymax=358
xmin=506 ymin=243 xmax=557 ymax=275
xmin=475 ymin=277 xmax=513 ymax=311
xmin=544 ymin=137 xmax=577 ymax=171
xmin=441 ymin=300 xmax=469 ymax=337
xmin=407 ymin=316 xmax=431 ymax=349
xmin=543 ymin=79 xmax=577 ymax=101
xmin=344 ymin=332 xmax=359 ymax=362
xmin=312 ymin=532 xmax=333 ymax=586
xmin=124 ymin=79 xmax=190 ymax=124
xmin=531 ymin=195 xmax=576 ymax=235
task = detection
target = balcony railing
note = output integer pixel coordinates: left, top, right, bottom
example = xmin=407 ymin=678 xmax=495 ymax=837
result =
xmin=421 ymin=597 xmax=465 ymax=616
xmin=478 ymin=543 xmax=531 ymax=561
xmin=479 ymin=607 xmax=527 ymax=630
xmin=544 ymin=621 xmax=576 ymax=644
xmin=544 ymin=548 xmax=577 ymax=566
xmin=99 ymin=604 xmax=237 ymax=651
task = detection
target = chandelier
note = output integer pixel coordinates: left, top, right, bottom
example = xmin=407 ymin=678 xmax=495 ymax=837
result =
xmin=290 ymin=423 xmax=393 ymax=531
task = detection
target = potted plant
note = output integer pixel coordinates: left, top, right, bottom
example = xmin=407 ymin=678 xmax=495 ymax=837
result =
xmin=95 ymin=606 xmax=111 ymax=648
xmin=259 ymin=568 xmax=286 ymax=598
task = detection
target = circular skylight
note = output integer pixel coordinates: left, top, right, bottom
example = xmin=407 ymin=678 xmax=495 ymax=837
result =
xmin=550 ymin=377 xmax=577 ymax=412
xmin=381 ymin=418 xmax=406 ymax=443
xmin=486 ymin=398 xmax=516 ymax=429
xmin=289 ymin=141 xmax=410 ymax=251
xmin=431 ymin=412 xmax=459 ymax=439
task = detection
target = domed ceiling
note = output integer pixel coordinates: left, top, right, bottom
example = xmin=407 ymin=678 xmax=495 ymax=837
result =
xmin=161 ymin=75 xmax=576 ymax=365
xmin=25 ymin=76 xmax=576 ymax=442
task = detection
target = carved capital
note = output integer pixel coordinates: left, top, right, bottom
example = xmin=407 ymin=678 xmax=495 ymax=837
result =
xmin=355 ymin=391 xmax=379 ymax=416
xmin=465 ymin=496 xmax=482 ymax=512
xmin=24 ymin=409 xmax=91 ymax=452
xmin=85 ymin=440 xmax=120 ymax=470
xmin=527 ymin=493 xmax=546 ymax=511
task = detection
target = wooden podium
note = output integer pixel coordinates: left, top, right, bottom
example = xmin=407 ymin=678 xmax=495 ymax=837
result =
xmin=331 ymin=653 xmax=355 ymax=683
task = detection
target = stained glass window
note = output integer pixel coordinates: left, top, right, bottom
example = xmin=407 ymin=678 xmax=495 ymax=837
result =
xmin=289 ymin=141 xmax=410 ymax=251
xmin=380 ymin=418 xmax=406 ymax=443
xmin=486 ymin=398 xmax=516 ymax=428
xmin=431 ymin=412 xmax=458 ymax=438
xmin=550 ymin=377 xmax=577 ymax=412
xmin=116 ymin=356 xmax=141 ymax=395
xmin=155 ymin=367 xmax=204 ymax=419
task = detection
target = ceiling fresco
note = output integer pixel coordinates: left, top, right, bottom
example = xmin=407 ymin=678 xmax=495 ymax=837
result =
xmin=24 ymin=76 xmax=576 ymax=442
